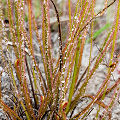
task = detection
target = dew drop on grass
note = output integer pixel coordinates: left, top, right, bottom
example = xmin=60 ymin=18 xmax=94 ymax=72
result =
xmin=59 ymin=87 xmax=61 ymax=91
xmin=61 ymin=80 xmax=65 ymax=84
xmin=21 ymin=7 xmax=23 ymax=10
xmin=45 ymin=51 xmax=47 ymax=54
xmin=64 ymin=57 xmax=66 ymax=60
xmin=43 ymin=0 xmax=46 ymax=4
xmin=74 ymin=16 xmax=77 ymax=20
xmin=58 ymin=37 xmax=60 ymax=40
xmin=75 ymin=16 xmax=79 ymax=23
xmin=68 ymin=38 xmax=71 ymax=41
xmin=76 ymin=20 xmax=79 ymax=24
xmin=15 ymin=90 xmax=19 ymax=94
xmin=72 ymin=28 xmax=74 ymax=32
xmin=62 ymin=65 xmax=66 ymax=69
xmin=62 ymin=71 xmax=65 ymax=75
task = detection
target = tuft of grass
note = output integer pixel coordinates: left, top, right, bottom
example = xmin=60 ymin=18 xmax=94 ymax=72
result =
xmin=0 ymin=0 xmax=120 ymax=119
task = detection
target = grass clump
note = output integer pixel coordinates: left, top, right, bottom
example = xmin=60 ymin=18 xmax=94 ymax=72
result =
xmin=0 ymin=0 xmax=120 ymax=119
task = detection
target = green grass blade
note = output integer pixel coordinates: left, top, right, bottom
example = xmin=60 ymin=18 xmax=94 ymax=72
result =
xmin=86 ymin=23 xmax=111 ymax=43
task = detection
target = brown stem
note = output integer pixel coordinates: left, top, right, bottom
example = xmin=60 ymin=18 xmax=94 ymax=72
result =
xmin=50 ymin=0 xmax=62 ymax=72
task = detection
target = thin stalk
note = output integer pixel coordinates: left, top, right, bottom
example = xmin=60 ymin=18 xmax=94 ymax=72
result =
xmin=7 ymin=0 xmax=19 ymax=58
xmin=25 ymin=54 xmax=38 ymax=110
xmin=68 ymin=0 xmax=72 ymax=36
xmin=50 ymin=0 xmax=62 ymax=72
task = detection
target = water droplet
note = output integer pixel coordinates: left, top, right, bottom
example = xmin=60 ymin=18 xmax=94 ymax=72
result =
xmin=68 ymin=38 xmax=71 ymax=41
xmin=15 ymin=90 xmax=19 ymax=94
xmin=74 ymin=16 xmax=77 ymax=20
xmin=21 ymin=7 xmax=23 ymax=10
xmin=64 ymin=57 xmax=66 ymax=60
xmin=61 ymin=80 xmax=65 ymax=84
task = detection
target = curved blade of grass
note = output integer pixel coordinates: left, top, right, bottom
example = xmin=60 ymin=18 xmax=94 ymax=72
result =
xmin=50 ymin=0 xmax=62 ymax=72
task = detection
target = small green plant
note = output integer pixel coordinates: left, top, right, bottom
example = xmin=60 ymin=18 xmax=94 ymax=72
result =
xmin=0 ymin=0 xmax=120 ymax=119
